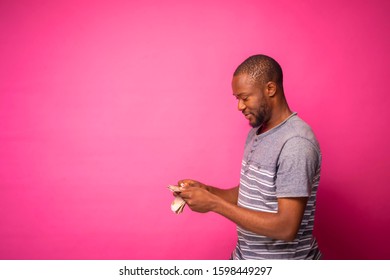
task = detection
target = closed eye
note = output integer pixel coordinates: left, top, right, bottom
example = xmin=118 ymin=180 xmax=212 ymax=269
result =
xmin=233 ymin=94 xmax=249 ymax=101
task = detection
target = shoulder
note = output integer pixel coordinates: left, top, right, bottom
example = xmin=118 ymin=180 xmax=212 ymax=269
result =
xmin=278 ymin=115 xmax=322 ymax=168
xmin=282 ymin=115 xmax=320 ymax=153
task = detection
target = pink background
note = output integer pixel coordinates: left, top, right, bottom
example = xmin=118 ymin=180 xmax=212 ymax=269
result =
xmin=1 ymin=0 xmax=389 ymax=260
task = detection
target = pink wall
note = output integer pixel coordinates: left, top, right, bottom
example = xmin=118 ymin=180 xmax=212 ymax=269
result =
xmin=1 ymin=0 xmax=389 ymax=259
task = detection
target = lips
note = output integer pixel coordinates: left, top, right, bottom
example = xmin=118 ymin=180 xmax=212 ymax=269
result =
xmin=243 ymin=112 xmax=252 ymax=119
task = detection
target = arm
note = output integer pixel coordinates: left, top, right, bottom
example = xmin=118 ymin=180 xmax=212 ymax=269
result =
xmin=178 ymin=179 xmax=239 ymax=205
xmin=212 ymin=196 xmax=307 ymax=241
xmin=178 ymin=184 xmax=307 ymax=241
xmin=178 ymin=136 xmax=319 ymax=241
xmin=208 ymin=186 xmax=239 ymax=205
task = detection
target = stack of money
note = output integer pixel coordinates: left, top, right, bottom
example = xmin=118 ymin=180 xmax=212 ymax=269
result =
xmin=167 ymin=185 xmax=186 ymax=214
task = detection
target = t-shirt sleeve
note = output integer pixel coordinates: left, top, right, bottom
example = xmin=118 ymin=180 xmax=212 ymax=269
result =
xmin=275 ymin=136 xmax=320 ymax=198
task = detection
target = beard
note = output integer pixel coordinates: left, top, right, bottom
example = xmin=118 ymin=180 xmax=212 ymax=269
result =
xmin=250 ymin=102 xmax=271 ymax=128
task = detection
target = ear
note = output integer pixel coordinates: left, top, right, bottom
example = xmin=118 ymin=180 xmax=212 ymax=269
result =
xmin=266 ymin=81 xmax=277 ymax=97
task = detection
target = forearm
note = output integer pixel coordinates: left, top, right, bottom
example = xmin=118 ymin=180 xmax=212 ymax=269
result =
xmin=210 ymin=196 xmax=306 ymax=241
xmin=179 ymin=180 xmax=306 ymax=241
xmin=206 ymin=185 xmax=239 ymax=205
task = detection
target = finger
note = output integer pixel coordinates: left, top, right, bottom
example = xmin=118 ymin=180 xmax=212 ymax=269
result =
xmin=178 ymin=179 xmax=195 ymax=188
xmin=178 ymin=190 xmax=191 ymax=199
xmin=177 ymin=180 xmax=187 ymax=188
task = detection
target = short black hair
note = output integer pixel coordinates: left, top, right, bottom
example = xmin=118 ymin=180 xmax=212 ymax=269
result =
xmin=234 ymin=54 xmax=283 ymax=89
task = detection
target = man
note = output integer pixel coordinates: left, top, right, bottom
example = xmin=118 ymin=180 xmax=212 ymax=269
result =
xmin=178 ymin=54 xmax=322 ymax=259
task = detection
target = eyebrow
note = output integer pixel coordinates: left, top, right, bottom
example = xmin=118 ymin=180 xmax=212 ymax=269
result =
xmin=233 ymin=92 xmax=248 ymax=98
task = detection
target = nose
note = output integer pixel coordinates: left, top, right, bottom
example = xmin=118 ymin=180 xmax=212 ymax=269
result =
xmin=237 ymin=99 xmax=246 ymax=112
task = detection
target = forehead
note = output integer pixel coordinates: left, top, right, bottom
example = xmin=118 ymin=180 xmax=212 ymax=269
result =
xmin=232 ymin=74 xmax=258 ymax=95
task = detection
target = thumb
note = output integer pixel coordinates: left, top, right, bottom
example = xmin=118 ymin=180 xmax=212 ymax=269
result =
xmin=178 ymin=179 xmax=193 ymax=189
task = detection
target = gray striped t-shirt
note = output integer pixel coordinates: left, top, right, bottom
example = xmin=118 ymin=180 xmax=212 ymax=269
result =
xmin=232 ymin=113 xmax=321 ymax=259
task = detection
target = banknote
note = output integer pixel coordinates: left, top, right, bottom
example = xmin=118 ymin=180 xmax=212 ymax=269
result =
xmin=167 ymin=185 xmax=186 ymax=214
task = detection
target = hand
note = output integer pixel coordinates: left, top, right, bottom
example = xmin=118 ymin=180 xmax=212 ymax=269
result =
xmin=177 ymin=179 xmax=209 ymax=191
xmin=177 ymin=179 xmax=218 ymax=213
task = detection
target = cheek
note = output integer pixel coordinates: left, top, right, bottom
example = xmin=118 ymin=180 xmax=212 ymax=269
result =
xmin=249 ymin=99 xmax=261 ymax=112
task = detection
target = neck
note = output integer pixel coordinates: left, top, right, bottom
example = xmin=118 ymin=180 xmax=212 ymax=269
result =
xmin=258 ymin=104 xmax=292 ymax=134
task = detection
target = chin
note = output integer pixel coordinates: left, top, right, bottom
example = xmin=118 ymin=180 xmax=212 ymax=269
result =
xmin=250 ymin=119 xmax=262 ymax=128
